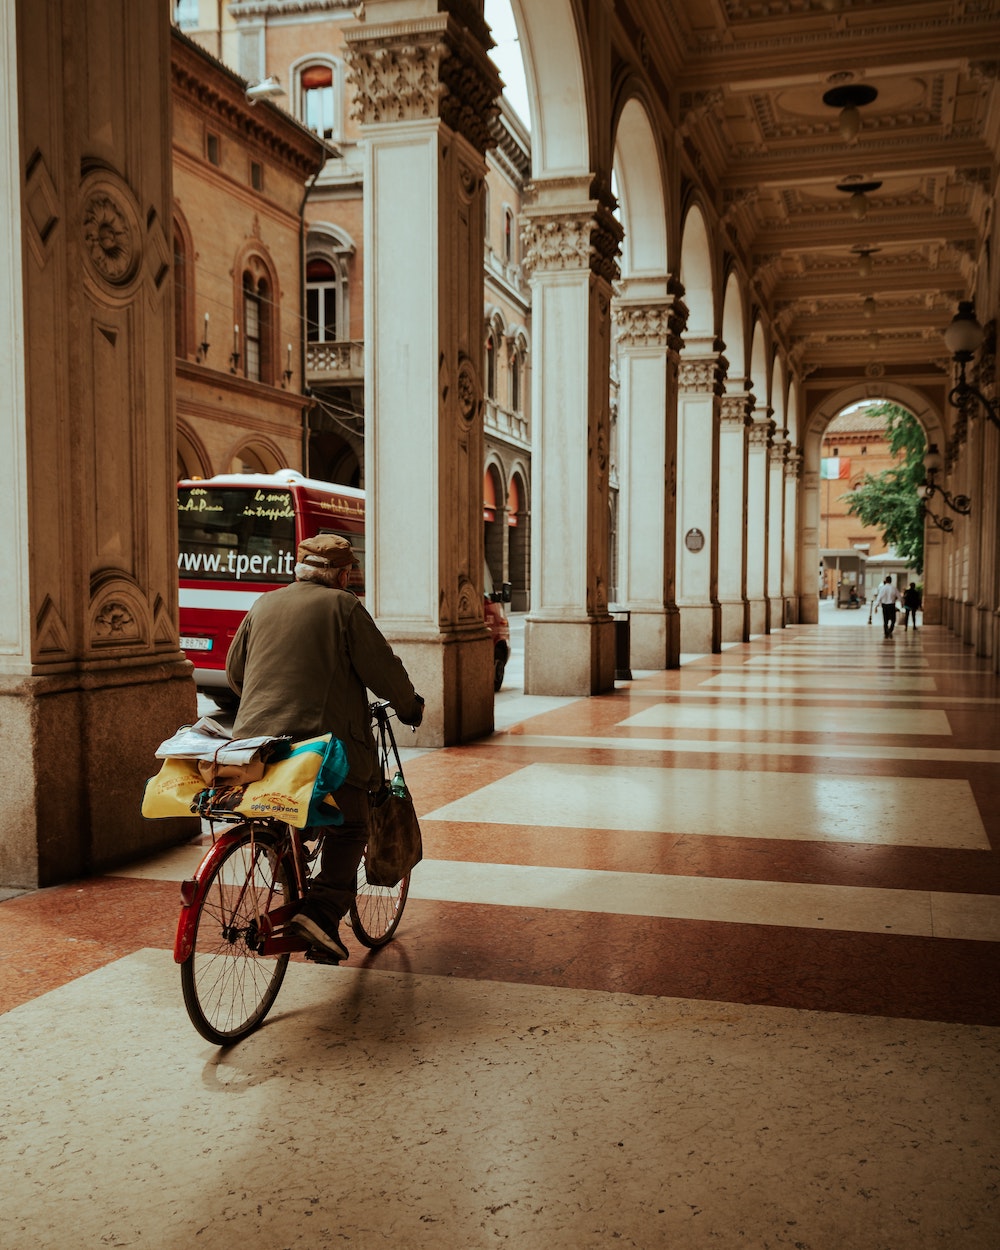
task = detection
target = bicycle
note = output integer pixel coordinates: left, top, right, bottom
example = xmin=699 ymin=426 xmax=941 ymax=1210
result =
xmin=174 ymin=703 xmax=411 ymax=1045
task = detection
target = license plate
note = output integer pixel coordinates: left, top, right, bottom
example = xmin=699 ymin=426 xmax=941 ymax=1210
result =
xmin=180 ymin=636 xmax=213 ymax=652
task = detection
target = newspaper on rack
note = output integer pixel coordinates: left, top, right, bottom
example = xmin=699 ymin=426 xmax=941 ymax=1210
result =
xmin=154 ymin=716 xmax=290 ymax=765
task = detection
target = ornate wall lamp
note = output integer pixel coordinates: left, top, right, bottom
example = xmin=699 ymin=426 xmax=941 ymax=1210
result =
xmin=943 ymin=302 xmax=1000 ymax=429
xmin=916 ymin=443 xmax=970 ymax=530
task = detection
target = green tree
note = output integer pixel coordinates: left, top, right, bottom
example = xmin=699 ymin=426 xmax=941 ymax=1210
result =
xmin=843 ymin=402 xmax=926 ymax=572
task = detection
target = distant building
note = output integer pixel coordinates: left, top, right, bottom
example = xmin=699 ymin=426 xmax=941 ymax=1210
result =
xmin=171 ymin=28 xmax=327 ymax=478
xmin=818 ymin=406 xmax=900 ymax=598
xmin=173 ymin=2 xmax=534 ymax=607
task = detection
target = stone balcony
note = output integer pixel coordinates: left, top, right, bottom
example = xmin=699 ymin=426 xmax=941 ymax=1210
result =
xmin=307 ymin=340 xmax=364 ymax=384
xmin=485 ymin=397 xmax=529 ymax=447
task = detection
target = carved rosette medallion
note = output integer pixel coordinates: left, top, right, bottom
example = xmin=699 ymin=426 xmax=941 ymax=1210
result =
xmin=80 ymin=175 xmax=141 ymax=289
xmin=456 ymin=355 xmax=481 ymax=427
xmin=344 ymin=15 xmax=500 ymax=154
xmin=94 ymin=600 xmax=137 ymax=639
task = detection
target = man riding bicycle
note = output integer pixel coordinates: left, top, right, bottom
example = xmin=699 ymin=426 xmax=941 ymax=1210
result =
xmin=226 ymin=533 xmax=424 ymax=962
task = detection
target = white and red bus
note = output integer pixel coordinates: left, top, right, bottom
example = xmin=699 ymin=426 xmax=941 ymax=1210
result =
xmin=177 ymin=470 xmax=365 ymax=706
xmin=178 ymin=468 xmax=512 ymax=704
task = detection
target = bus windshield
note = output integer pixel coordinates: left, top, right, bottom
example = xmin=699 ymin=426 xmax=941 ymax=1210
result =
xmin=178 ymin=486 xmax=297 ymax=584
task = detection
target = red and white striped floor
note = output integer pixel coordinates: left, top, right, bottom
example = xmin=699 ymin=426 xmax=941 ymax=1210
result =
xmin=2 ymin=608 xmax=998 ymax=1248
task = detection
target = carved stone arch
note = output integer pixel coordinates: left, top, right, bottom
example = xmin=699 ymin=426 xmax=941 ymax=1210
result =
xmin=224 ymin=435 xmax=287 ymax=476
xmin=749 ymin=316 xmax=773 ymax=410
xmin=506 ymin=0 xmax=589 ymax=180
xmin=721 ymin=268 xmax=748 ymax=383
xmin=612 ymin=89 xmax=670 ymax=283
xmin=798 ymin=381 xmax=946 ymax=626
xmin=172 ymin=202 xmax=196 ymax=361
xmin=678 ymin=199 xmax=717 ymax=342
xmin=88 ymin=572 xmax=152 ymax=651
xmin=176 ymin=418 xmax=212 ymax=480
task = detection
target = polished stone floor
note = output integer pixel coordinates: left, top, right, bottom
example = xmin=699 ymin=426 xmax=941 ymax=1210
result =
xmin=1 ymin=606 xmax=998 ymax=1249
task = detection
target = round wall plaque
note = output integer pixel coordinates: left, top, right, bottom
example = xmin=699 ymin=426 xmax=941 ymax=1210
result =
xmin=685 ymin=527 xmax=705 ymax=553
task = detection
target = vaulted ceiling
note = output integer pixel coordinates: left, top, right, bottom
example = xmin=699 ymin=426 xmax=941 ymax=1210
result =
xmin=630 ymin=0 xmax=999 ymax=382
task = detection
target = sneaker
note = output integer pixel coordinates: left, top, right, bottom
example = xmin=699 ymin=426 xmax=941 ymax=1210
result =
xmin=288 ymin=903 xmax=348 ymax=962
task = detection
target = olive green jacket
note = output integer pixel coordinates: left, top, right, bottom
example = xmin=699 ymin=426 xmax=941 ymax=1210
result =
xmin=227 ymin=580 xmax=422 ymax=788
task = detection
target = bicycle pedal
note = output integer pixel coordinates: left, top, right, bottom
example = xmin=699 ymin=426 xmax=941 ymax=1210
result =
xmin=304 ymin=946 xmax=343 ymax=966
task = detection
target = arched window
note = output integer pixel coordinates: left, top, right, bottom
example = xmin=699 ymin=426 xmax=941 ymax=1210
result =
xmin=294 ymin=57 xmax=343 ymax=141
xmin=485 ymin=326 xmax=498 ymax=399
xmin=173 ymin=226 xmax=190 ymax=359
xmin=306 ymin=258 xmax=338 ymax=343
xmin=242 ymin=270 xmax=272 ymax=383
xmin=510 ymin=350 xmax=520 ymax=413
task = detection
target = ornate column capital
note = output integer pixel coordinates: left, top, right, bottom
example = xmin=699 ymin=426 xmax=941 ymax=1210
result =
xmin=519 ymin=179 xmax=622 ymax=283
xmin=678 ymin=339 xmax=727 ymax=396
xmin=784 ymin=451 xmax=803 ymax=479
xmin=520 ymin=209 xmax=622 ymax=283
xmin=720 ymin=393 xmax=752 ymax=426
xmin=748 ymin=412 xmax=776 ymax=447
xmin=613 ymin=299 xmax=684 ymax=354
xmin=344 ymin=9 xmax=500 ymax=153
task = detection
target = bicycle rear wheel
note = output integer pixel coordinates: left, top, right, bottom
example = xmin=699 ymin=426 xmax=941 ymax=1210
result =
xmin=349 ymin=855 xmax=409 ymax=947
xmin=180 ymin=823 xmax=297 ymax=1045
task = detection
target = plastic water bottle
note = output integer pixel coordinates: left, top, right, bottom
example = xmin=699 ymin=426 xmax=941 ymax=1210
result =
xmin=390 ymin=770 xmax=408 ymax=798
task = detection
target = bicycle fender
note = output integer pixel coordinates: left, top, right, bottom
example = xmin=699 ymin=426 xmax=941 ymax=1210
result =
xmin=173 ymin=826 xmax=249 ymax=964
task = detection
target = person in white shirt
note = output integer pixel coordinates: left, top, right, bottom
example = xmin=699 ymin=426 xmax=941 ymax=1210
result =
xmin=872 ymin=575 xmax=902 ymax=638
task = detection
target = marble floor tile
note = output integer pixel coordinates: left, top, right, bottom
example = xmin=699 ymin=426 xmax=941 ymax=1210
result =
xmin=3 ymin=613 xmax=999 ymax=1249
xmin=425 ymin=763 xmax=989 ymax=849
xmin=2 ymin=952 xmax=998 ymax=1250
xmin=619 ymin=704 xmax=952 ymax=735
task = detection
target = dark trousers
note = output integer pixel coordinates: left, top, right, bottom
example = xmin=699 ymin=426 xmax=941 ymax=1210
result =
xmin=881 ymin=604 xmax=897 ymax=636
xmin=903 ymin=607 xmax=919 ymax=628
xmin=307 ymin=782 xmax=370 ymax=923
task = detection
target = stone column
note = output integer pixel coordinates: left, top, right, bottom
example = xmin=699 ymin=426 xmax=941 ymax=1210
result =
xmin=783 ymin=451 xmax=801 ymax=624
xmin=676 ymin=342 xmax=725 ymax=655
xmin=613 ymin=291 xmax=685 ymax=669
xmin=1 ymin=0 xmax=196 ymax=889
xmin=746 ymin=410 xmax=773 ymax=635
xmin=344 ymin=5 xmax=501 ymax=744
xmin=717 ymin=387 xmax=751 ymax=643
xmin=798 ymin=457 xmax=821 ymax=625
xmin=520 ymin=179 xmax=622 ymax=695
xmin=767 ymin=432 xmax=787 ymax=631
xmin=922 ymin=520 xmax=945 ymax=625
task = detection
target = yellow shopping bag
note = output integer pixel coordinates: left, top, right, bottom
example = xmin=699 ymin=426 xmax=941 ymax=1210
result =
xmin=142 ymin=734 xmax=348 ymax=828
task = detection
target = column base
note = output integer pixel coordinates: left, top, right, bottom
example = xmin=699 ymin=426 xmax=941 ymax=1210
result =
xmin=0 ymin=661 xmax=198 ymax=889
xmin=719 ymin=597 xmax=748 ymax=644
xmin=747 ymin=597 xmax=767 ymax=636
xmin=628 ymin=608 xmax=672 ymax=670
xmin=679 ymin=604 xmax=720 ymax=656
xmin=382 ymin=629 xmax=494 ymax=747
xmin=524 ymin=616 xmax=616 ymax=696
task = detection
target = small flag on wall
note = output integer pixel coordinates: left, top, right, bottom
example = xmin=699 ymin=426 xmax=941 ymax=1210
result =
xmin=821 ymin=457 xmax=851 ymax=479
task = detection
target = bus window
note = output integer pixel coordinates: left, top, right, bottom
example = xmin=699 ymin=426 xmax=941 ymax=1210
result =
xmin=178 ymin=486 xmax=297 ymax=584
